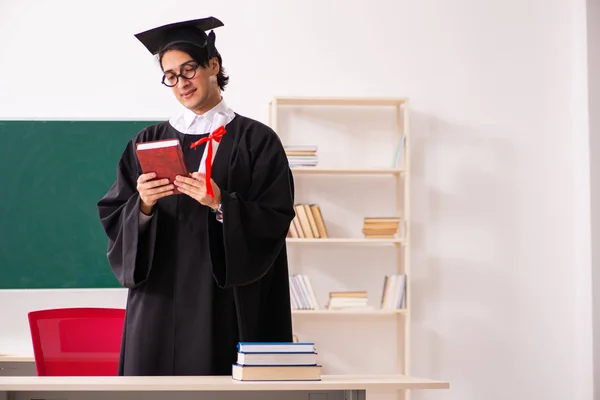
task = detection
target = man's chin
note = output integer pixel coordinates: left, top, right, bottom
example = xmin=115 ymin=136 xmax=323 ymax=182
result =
xmin=181 ymin=98 xmax=200 ymax=110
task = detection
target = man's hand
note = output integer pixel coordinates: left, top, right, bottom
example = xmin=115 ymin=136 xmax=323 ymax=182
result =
xmin=136 ymin=172 xmax=175 ymax=215
xmin=174 ymin=172 xmax=221 ymax=209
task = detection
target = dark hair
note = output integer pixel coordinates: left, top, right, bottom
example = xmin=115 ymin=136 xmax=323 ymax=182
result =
xmin=158 ymin=42 xmax=229 ymax=91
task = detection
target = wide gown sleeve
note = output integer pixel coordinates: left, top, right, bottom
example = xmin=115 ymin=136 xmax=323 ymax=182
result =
xmin=97 ymin=139 xmax=157 ymax=288
xmin=209 ymin=127 xmax=295 ymax=288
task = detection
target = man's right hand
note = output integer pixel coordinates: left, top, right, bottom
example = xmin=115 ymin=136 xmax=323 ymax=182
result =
xmin=136 ymin=172 xmax=174 ymax=215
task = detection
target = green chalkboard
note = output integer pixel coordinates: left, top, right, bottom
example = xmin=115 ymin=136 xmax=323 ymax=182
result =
xmin=0 ymin=120 xmax=159 ymax=289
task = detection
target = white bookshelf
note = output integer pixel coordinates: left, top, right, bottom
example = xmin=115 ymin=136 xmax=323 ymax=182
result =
xmin=269 ymin=96 xmax=410 ymax=400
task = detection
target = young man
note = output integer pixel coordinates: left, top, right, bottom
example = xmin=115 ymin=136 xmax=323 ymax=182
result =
xmin=97 ymin=17 xmax=295 ymax=376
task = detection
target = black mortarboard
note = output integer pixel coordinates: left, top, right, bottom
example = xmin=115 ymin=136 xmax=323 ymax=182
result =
xmin=134 ymin=17 xmax=224 ymax=57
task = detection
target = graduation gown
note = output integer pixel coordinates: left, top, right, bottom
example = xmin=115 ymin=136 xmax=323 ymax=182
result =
xmin=97 ymin=113 xmax=295 ymax=376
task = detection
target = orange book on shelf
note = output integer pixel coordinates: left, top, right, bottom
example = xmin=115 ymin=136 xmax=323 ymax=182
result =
xmin=135 ymin=139 xmax=189 ymax=194
xmin=294 ymin=204 xmax=314 ymax=238
xmin=304 ymin=204 xmax=320 ymax=238
xmin=309 ymin=204 xmax=328 ymax=238
xmin=292 ymin=215 xmax=304 ymax=237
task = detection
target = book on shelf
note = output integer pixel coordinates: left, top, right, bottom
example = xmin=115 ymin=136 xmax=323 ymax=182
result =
xmin=289 ymin=274 xmax=320 ymax=310
xmin=363 ymin=217 xmax=401 ymax=238
xmin=326 ymin=290 xmax=372 ymax=310
xmin=285 ymin=145 xmax=318 ymax=167
xmin=380 ymin=273 xmax=406 ymax=310
xmin=135 ymin=139 xmax=188 ymax=194
xmin=232 ymin=341 xmax=321 ymax=381
xmin=288 ymin=204 xmax=328 ymax=238
xmin=392 ymin=134 xmax=406 ymax=168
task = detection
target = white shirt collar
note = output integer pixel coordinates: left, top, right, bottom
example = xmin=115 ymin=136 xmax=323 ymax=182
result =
xmin=169 ymin=97 xmax=235 ymax=135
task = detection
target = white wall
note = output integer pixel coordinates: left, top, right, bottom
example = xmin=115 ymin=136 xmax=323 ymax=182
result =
xmin=0 ymin=0 xmax=594 ymax=399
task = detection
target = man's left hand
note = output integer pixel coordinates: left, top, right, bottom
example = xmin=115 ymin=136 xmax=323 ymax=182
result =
xmin=174 ymin=172 xmax=221 ymax=209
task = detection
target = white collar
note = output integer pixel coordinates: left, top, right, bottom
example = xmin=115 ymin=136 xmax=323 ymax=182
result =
xmin=183 ymin=97 xmax=234 ymax=130
xmin=169 ymin=97 xmax=235 ymax=135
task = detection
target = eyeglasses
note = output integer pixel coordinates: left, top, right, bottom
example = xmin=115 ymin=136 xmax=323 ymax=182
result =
xmin=161 ymin=62 xmax=200 ymax=87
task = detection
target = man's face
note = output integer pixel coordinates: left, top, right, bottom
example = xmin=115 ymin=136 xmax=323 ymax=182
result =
xmin=161 ymin=49 xmax=218 ymax=113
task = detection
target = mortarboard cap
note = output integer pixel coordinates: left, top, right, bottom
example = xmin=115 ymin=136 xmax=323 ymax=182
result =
xmin=135 ymin=17 xmax=224 ymax=57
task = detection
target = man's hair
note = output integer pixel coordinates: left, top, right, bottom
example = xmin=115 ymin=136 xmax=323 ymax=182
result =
xmin=158 ymin=42 xmax=229 ymax=91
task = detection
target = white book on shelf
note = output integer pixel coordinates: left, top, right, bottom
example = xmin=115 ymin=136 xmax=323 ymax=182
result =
xmin=392 ymin=134 xmax=406 ymax=168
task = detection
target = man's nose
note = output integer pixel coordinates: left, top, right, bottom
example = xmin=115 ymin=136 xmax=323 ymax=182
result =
xmin=177 ymin=76 xmax=190 ymax=88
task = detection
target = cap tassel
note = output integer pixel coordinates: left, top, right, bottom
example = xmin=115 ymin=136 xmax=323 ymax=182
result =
xmin=207 ymin=30 xmax=216 ymax=58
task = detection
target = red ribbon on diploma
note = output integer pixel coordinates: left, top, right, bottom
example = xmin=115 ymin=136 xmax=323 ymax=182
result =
xmin=189 ymin=125 xmax=226 ymax=199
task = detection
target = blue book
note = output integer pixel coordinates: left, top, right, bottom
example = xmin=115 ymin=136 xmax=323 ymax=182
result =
xmin=237 ymin=342 xmax=315 ymax=353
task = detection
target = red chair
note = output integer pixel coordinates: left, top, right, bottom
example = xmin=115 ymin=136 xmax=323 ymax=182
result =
xmin=28 ymin=307 xmax=125 ymax=376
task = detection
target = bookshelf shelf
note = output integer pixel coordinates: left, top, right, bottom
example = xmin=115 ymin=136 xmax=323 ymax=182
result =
xmin=291 ymin=167 xmax=404 ymax=175
xmin=270 ymin=96 xmax=407 ymax=107
xmin=286 ymin=238 xmax=404 ymax=245
xmin=292 ymin=309 xmax=407 ymax=316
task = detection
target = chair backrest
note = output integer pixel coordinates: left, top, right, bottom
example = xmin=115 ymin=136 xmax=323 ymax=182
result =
xmin=28 ymin=307 xmax=125 ymax=376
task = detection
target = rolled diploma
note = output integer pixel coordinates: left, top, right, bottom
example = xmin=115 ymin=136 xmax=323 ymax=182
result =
xmin=198 ymin=112 xmax=228 ymax=173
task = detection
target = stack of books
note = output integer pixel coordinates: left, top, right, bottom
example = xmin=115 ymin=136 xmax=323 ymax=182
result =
xmin=326 ymin=291 xmax=371 ymax=310
xmin=285 ymin=145 xmax=318 ymax=167
xmin=231 ymin=342 xmax=321 ymax=381
xmin=289 ymin=274 xmax=320 ymax=310
xmin=288 ymin=204 xmax=328 ymax=238
xmin=381 ymin=274 xmax=406 ymax=310
xmin=362 ymin=217 xmax=401 ymax=238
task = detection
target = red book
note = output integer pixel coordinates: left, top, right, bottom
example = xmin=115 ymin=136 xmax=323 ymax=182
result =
xmin=135 ymin=139 xmax=189 ymax=195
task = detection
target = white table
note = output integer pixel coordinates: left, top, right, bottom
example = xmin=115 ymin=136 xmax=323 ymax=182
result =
xmin=0 ymin=374 xmax=449 ymax=400
xmin=0 ymin=357 xmax=33 ymax=363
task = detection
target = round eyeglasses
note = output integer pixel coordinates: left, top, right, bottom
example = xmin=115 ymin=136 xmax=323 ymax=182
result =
xmin=161 ymin=63 xmax=200 ymax=87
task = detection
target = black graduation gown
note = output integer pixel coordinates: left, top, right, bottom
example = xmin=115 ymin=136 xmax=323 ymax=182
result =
xmin=96 ymin=113 xmax=295 ymax=376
